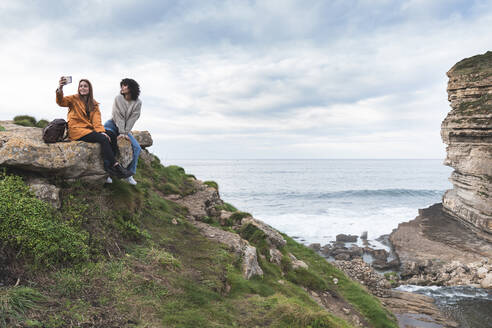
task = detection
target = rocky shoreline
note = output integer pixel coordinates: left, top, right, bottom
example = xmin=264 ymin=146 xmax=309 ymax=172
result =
xmin=390 ymin=203 xmax=492 ymax=288
xmin=307 ymin=51 xmax=492 ymax=327
xmin=307 ymin=202 xmax=492 ymax=328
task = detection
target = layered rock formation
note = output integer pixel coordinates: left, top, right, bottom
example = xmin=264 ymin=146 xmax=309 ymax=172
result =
xmin=441 ymin=51 xmax=492 ymax=238
xmin=389 ymin=53 xmax=492 ymax=289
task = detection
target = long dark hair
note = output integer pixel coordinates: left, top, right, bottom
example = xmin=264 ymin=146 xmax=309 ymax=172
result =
xmin=120 ymin=78 xmax=140 ymax=100
xmin=78 ymin=79 xmax=95 ymax=113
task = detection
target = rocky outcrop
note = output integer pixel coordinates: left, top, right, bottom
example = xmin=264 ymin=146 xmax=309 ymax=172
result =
xmin=167 ymin=180 xmax=223 ymax=219
xmin=335 ymin=258 xmax=459 ymax=327
xmin=241 ymin=216 xmax=286 ymax=248
xmin=390 ymin=203 xmax=492 ymax=287
xmin=170 ymin=179 xmax=289 ymax=279
xmin=193 ymin=220 xmax=263 ymax=279
xmin=0 ymin=120 xmax=153 ymax=180
xmin=381 ymin=290 xmax=459 ymax=328
xmin=441 ymin=51 xmax=492 ymax=238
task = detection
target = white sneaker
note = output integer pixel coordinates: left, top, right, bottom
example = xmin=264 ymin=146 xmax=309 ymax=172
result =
xmin=125 ymin=176 xmax=137 ymax=185
xmin=105 ymin=177 xmax=113 ymax=184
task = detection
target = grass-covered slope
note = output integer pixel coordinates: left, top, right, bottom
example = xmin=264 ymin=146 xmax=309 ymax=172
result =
xmin=0 ymin=156 xmax=397 ymax=328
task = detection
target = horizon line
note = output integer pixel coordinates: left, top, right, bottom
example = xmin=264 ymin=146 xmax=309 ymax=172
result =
xmin=165 ymin=158 xmax=446 ymax=161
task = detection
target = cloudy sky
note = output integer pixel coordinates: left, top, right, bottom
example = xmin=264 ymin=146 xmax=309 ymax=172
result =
xmin=1 ymin=0 xmax=491 ymax=159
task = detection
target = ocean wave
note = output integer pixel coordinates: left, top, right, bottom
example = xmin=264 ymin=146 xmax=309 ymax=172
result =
xmin=227 ymin=189 xmax=445 ymax=200
xmin=316 ymin=189 xmax=445 ymax=199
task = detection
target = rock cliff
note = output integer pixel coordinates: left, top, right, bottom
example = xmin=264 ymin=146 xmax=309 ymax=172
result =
xmin=388 ymin=52 xmax=492 ymax=290
xmin=441 ymin=51 xmax=492 ymax=239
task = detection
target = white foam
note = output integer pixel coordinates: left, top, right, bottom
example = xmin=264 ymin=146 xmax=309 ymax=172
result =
xmin=258 ymin=206 xmax=418 ymax=246
xmin=397 ymin=285 xmax=492 ymax=299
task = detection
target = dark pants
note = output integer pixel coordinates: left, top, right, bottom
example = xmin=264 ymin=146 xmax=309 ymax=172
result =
xmin=78 ymin=132 xmax=117 ymax=170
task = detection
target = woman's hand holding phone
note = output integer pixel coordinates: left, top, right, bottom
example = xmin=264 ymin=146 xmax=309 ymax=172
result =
xmin=58 ymin=76 xmax=72 ymax=89
xmin=58 ymin=77 xmax=66 ymax=90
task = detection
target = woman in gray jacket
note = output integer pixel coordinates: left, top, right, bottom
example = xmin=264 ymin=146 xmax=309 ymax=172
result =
xmin=104 ymin=78 xmax=142 ymax=185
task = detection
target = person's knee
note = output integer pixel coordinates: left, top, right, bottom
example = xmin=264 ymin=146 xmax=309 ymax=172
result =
xmin=99 ymin=134 xmax=111 ymax=146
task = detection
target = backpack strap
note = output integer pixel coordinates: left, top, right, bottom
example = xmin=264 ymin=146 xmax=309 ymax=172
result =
xmin=61 ymin=121 xmax=69 ymax=142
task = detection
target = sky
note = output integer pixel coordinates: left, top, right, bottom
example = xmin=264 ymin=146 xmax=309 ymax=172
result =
xmin=0 ymin=0 xmax=491 ymax=160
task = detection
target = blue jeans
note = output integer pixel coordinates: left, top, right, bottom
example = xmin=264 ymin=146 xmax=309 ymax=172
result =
xmin=104 ymin=119 xmax=141 ymax=175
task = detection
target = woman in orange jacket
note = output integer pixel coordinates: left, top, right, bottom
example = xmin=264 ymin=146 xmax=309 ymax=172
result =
xmin=56 ymin=77 xmax=131 ymax=179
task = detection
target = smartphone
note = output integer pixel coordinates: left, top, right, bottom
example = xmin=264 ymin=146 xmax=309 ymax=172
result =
xmin=62 ymin=76 xmax=72 ymax=85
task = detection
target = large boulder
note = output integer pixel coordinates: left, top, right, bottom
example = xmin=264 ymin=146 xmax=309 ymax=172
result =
xmin=0 ymin=120 xmax=152 ymax=180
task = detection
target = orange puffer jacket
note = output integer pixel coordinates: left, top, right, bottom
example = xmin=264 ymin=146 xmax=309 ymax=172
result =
xmin=56 ymin=90 xmax=105 ymax=140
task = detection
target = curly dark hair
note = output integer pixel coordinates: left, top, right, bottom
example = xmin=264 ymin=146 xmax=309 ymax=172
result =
xmin=120 ymin=78 xmax=140 ymax=100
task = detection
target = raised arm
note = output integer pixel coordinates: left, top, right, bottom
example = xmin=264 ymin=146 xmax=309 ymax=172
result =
xmin=55 ymin=77 xmax=71 ymax=107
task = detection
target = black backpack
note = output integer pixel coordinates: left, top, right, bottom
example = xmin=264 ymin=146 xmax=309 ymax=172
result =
xmin=42 ymin=119 xmax=68 ymax=143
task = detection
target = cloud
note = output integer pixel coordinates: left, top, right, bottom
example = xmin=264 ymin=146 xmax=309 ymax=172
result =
xmin=0 ymin=0 xmax=491 ymax=159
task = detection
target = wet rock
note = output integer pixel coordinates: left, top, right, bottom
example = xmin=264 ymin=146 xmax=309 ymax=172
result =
xmin=320 ymin=244 xmax=332 ymax=256
xmin=371 ymin=259 xmax=397 ymax=271
xmin=360 ymin=231 xmax=368 ymax=240
xmin=364 ymin=248 xmax=389 ymax=261
xmin=336 ymin=234 xmax=358 ymax=242
xmin=309 ymin=243 xmax=321 ymax=251
xmin=401 ymin=261 xmax=420 ymax=278
xmin=335 ymin=253 xmax=351 ymax=261
xmin=382 ymin=290 xmax=459 ymax=328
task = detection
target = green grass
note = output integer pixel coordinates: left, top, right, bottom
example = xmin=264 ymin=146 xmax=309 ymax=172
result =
xmin=225 ymin=211 xmax=252 ymax=226
xmin=35 ymin=119 xmax=49 ymax=129
xmin=0 ymin=125 xmax=5 ymax=132
xmin=216 ymin=202 xmax=238 ymax=212
xmin=0 ymin=287 xmax=43 ymax=328
xmin=203 ymin=180 xmax=218 ymax=190
xmin=0 ymin=154 xmax=398 ymax=327
xmin=451 ymin=51 xmax=492 ymax=76
xmin=12 ymin=115 xmax=49 ymax=128
xmin=0 ymin=171 xmax=89 ymax=266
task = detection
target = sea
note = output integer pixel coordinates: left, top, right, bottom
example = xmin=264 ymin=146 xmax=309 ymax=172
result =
xmin=171 ymin=159 xmax=451 ymax=246
xmin=170 ymin=159 xmax=492 ymax=328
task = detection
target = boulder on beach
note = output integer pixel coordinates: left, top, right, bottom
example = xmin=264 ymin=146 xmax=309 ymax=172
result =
xmin=336 ymin=234 xmax=358 ymax=242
